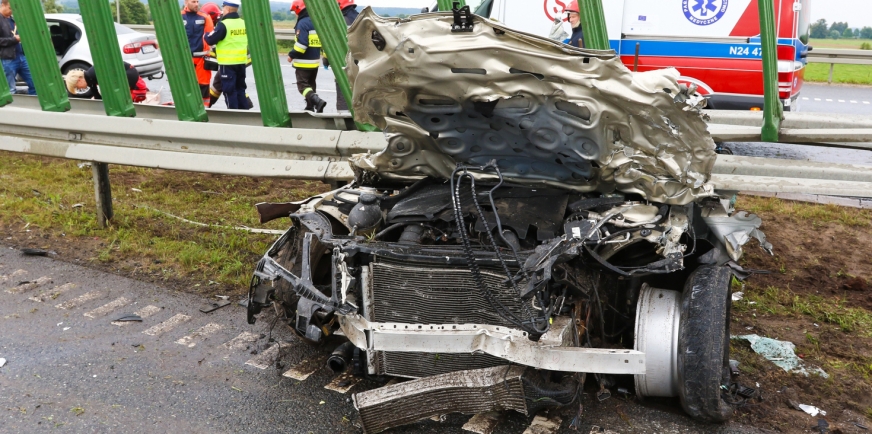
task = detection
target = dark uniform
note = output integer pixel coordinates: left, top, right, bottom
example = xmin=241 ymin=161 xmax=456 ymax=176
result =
xmin=334 ymin=5 xmax=359 ymax=111
xmin=569 ymin=26 xmax=584 ymax=48
xmin=289 ymin=8 xmax=326 ymax=112
xmin=205 ymin=9 xmax=249 ymax=110
xmin=82 ymin=62 xmax=148 ymax=102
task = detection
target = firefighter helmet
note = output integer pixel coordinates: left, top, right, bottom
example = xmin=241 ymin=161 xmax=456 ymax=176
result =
xmin=290 ymin=0 xmax=306 ymax=15
xmin=564 ymin=0 xmax=579 ymax=13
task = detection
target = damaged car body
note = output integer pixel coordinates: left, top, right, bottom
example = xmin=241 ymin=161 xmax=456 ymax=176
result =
xmin=250 ymin=7 xmax=770 ymax=432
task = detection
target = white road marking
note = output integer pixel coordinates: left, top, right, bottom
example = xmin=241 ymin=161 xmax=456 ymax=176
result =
xmin=838 ymin=100 xmax=846 ymax=102
xmin=6 ymin=276 xmax=52 ymax=294
xmin=801 ymin=97 xmax=808 ymax=100
xmin=462 ymin=412 xmax=502 ymax=434
xmin=826 ymin=99 xmax=833 ymax=102
xmin=864 ymin=101 xmax=870 ymax=104
xmin=112 ymin=305 xmax=162 ymax=326
xmin=142 ymin=313 xmax=191 ymax=336
xmin=522 ymin=414 xmax=562 ymax=434
xmin=222 ymin=332 xmax=260 ymax=351
xmin=281 ymin=354 xmax=326 ymax=380
xmin=324 ymin=372 xmax=361 ymax=393
xmin=814 ymin=98 xmax=821 ymax=101
xmin=176 ymin=323 xmax=223 ymax=348
xmin=56 ymin=291 xmax=103 ymax=310
xmin=850 ymin=100 xmax=858 ymax=103
xmin=29 ymin=283 xmax=76 ymax=302
xmin=245 ymin=342 xmax=291 ymax=370
xmin=84 ymin=297 xmax=131 ymax=319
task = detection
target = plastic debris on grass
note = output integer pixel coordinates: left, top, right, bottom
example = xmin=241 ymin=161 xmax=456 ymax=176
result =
xmin=733 ymin=334 xmax=829 ymax=378
xmin=799 ymin=404 xmax=827 ymax=417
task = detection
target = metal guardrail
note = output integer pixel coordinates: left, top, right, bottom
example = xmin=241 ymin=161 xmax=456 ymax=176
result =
xmin=808 ymin=48 xmax=872 ymax=66
xmin=2 ymin=103 xmax=872 ymax=198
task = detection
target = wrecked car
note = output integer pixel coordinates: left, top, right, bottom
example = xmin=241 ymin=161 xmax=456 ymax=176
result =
xmin=249 ymin=7 xmax=771 ymax=432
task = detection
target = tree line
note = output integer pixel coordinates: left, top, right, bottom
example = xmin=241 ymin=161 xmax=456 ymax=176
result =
xmin=810 ymin=19 xmax=872 ymax=40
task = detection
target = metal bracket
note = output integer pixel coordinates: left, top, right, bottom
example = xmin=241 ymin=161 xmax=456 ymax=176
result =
xmin=451 ymin=5 xmax=474 ymax=33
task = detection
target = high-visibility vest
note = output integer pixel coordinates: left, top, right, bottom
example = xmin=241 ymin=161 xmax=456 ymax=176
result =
xmin=216 ymin=18 xmax=247 ymax=65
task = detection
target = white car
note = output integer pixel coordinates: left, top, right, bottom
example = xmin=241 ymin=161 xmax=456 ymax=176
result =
xmin=46 ymin=14 xmax=164 ymax=94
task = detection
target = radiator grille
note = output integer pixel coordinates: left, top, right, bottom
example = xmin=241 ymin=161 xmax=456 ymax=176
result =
xmin=369 ymin=257 xmax=532 ymax=378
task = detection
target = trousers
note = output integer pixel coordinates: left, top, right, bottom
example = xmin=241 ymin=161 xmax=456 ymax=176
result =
xmin=2 ymin=53 xmax=35 ymax=95
xmin=218 ymin=64 xmax=248 ymax=110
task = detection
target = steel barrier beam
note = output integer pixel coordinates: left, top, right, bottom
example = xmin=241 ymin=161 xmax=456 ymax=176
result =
xmin=10 ymin=0 xmax=70 ymax=112
xmin=710 ymin=175 xmax=872 ymax=198
xmin=78 ymin=0 xmax=136 ymax=117
xmin=706 ymin=110 xmax=872 ymax=130
xmin=243 ymin=0 xmax=291 ymax=127
xmin=149 ymin=0 xmax=208 ymax=122
xmin=714 ymin=155 xmax=872 ymax=183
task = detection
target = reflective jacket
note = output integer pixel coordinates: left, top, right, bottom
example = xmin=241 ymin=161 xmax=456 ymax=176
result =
xmin=288 ymin=11 xmax=321 ymax=69
xmin=181 ymin=8 xmax=214 ymax=56
xmin=205 ymin=13 xmax=247 ymax=65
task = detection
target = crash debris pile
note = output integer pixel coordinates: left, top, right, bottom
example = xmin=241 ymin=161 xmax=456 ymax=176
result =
xmin=249 ymin=7 xmax=772 ymax=432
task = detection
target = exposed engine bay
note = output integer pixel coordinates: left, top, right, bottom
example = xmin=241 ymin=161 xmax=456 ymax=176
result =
xmin=249 ymin=7 xmax=771 ymax=433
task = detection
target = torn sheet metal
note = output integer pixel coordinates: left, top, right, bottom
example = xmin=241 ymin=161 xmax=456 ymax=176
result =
xmin=702 ymin=210 xmax=774 ymax=262
xmin=346 ymin=8 xmax=717 ymax=205
xmin=733 ymin=334 xmax=828 ymax=378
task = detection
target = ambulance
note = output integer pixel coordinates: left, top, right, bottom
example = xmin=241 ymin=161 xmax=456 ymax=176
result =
xmin=427 ymin=0 xmax=812 ymax=111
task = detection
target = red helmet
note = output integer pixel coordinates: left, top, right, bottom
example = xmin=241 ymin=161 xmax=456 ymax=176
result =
xmin=201 ymin=3 xmax=221 ymax=23
xmin=563 ymin=0 xmax=579 ymax=13
xmin=290 ymin=0 xmax=306 ymax=15
xmin=337 ymin=0 xmax=355 ymax=8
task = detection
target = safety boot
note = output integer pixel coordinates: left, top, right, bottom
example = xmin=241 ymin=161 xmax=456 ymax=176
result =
xmin=306 ymin=92 xmax=327 ymax=113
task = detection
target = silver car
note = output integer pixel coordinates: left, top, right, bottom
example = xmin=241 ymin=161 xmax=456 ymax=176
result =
xmin=46 ymin=14 xmax=164 ymax=93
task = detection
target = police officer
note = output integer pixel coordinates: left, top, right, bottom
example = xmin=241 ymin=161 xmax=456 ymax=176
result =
xmin=564 ymin=0 xmax=584 ymax=48
xmin=287 ymin=0 xmax=326 ymax=113
xmin=204 ymin=0 xmax=249 ymax=110
xmin=182 ymin=0 xmax=214 ymax=107
xmin=333 ymin=0 xmax=358 ymax=111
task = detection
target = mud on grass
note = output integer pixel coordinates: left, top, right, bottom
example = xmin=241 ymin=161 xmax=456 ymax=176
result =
xmin=0 ymin=152 xmax=324 ymax=296
xmin=729 ymin=195 xmax=872 ymax=433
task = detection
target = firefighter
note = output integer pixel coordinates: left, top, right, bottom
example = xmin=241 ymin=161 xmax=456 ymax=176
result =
xmin=287 ymin=0 xmax=327 ymax=113
xmin=564 ymin=0 xmax=584 ymax=48
xmin=201 ymin=2 xmax=220 ymax=25
xmin=182 ymin=0 xmax=214 ymax=107
xmin=204 ymin=0 xmax=249 ymax=110
xmin=332 ymin=0 xmax=358 ymax=111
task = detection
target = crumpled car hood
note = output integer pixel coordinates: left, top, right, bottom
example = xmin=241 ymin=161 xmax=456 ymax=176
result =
xmin=346 ymin=8 xmax=717 ymax=205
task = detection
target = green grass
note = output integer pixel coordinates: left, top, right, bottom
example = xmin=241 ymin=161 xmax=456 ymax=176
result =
xmin=733 ymin=284 xmax=872 ymax=336
xmin=805 ymin=63 xmax=872 ymax=85
xmin=737 ymin=196 xmax=872 ymax=228
xmin=810 ymin=38 xmax=872 ymax=50
xmin=0 ymin=152 xmax=324 ymax=294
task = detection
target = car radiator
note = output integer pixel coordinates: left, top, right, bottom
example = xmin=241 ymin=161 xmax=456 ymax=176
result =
xmin=364 ymin=256 xmax=531 ymax=379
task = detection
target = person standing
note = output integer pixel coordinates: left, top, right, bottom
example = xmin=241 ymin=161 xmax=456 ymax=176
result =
xmin=287 ymin=0 xmax=326 ymax=113
xmin=332 ymin=0 xmax=358 ymax=112
xmin=564 ymin=0 xmax=584 ymax=48
xmin=204 ymin=0 xmax=249 ymax=110
xmin=182 ymin=0 xmax=214 ymax=107
xmin=0 ymin=0 xmax=35 ymax=95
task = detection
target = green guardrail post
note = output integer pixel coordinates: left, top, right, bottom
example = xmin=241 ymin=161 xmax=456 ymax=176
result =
xmin=758 ymin=0 xmax=782 ymax=142
xmin=149 ymin=0 xmax=208 ymax=122
xmin=436 ymin=0 xmax=465 ymax=10
xmin=10 ymin=0 xmax=70 ymax=111
xmin=578 ymin=0 xmax=609 ymax=50
xmin=0 ymin=60 xmax=12 ymax=106
xmin=306 ymin=0 xmax=377 ymax=131
xmin=78 ymin=0 xmax=135 ymax=117
xmin=243 ymin=0 xmax=291 ymax=127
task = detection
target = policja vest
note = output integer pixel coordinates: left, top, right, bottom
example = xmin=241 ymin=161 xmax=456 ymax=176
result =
xmin=216 ymin=18 xmax=247 ymax=65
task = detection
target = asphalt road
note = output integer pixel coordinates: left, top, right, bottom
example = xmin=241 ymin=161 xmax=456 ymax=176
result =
xmin=0 ymin=246 xmax=766 ymax=434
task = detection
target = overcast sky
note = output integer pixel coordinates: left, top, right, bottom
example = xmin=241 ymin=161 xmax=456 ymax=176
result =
xmin=358 ymin=0 xmax=872 ymax=28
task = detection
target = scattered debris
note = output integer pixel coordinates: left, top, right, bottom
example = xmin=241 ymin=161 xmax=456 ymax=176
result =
xmin=799 ymin=404 xmax=827 ymax=417
xmin=731 ymin=291 xmax=744 ymax=301
xmin=131 ymin=188 xmax=143 ymax=193
xmin=77 ymin=162 xmax=92 ymax=169
xmin=71 ymin=203 xmax=84 ymax=209
xmin=729 ymin=359 xmax=740 ymax=376
xmin=814 ymin=419 xmax=830 ymax=434
xmin=63 ymin=327 xmax=71 ymax=331
xmin=113 ymin=314 xmax=143 ymax=323
xmin=0 ymin=358 xmax=6 ymax=368
xmin=200 ymin=299 xmax=231 ymax=313
xmin=733 ymin=335 xmax=829 ymax=378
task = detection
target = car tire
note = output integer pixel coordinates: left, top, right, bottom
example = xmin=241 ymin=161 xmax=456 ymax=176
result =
xmin=677 ymin=265 xmax=734 ymax=423
xmin=62 ymin=62 xmax=97 ymax=99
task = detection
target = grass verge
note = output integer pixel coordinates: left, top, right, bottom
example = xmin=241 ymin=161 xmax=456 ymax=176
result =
xmin=0 ymin=152 xmax=324 ymax=295
xmin=805 ymin=63 xmax=872 ymax=85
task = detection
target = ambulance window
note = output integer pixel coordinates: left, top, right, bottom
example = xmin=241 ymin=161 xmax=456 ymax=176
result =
xmin=797 ymin=0 xmax=810 ymax=44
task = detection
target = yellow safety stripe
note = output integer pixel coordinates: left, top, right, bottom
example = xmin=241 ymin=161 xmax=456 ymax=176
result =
xmin=293 ymin=59 xmax=321 ymax=69
xmin=294 ymin=43 xmax=307 ymax=53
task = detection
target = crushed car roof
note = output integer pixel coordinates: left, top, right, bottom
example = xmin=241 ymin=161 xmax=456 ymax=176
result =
xmin=346 ymin=8 xmax=718 ymax=205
